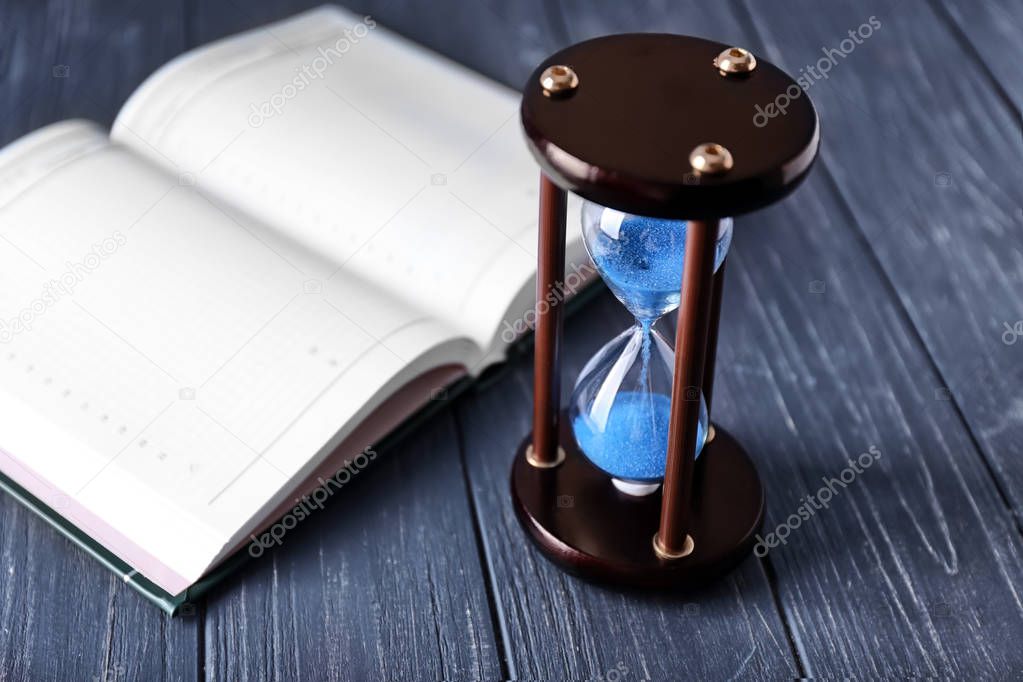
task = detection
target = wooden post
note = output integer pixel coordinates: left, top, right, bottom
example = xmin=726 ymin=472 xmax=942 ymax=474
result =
xmin=656 ymin=219 xmax=719 ymax=557
xmin=530 ymin=173 xmax=567 ymax=466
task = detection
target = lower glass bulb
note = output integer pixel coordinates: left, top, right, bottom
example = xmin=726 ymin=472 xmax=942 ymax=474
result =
xmin=569 ymin=324 xmax=708 ymax=494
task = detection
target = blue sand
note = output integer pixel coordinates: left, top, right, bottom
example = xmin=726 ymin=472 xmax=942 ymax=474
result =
xmin=573 ymin=391 xmax=705 ymax=482
xmin=590 ymin=214 xmax=728 ymax=321
xmin=638 ymin=320 xmax=652 ymax=387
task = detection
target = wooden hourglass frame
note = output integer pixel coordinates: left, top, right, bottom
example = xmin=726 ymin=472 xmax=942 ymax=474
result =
xmin=510 ymin=34 xmax=819 ymax=586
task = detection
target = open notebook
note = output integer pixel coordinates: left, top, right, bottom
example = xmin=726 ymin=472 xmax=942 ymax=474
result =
xmin=0 ymin=5 xmax=589 ymax=613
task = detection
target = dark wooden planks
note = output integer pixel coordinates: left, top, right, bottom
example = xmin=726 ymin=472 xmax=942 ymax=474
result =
xmin=556 ymin=0 xmax=754 ymax=48
xmin=733 ymin=2 xmax=1023 ymax=671
xmin=0 ymin=0 xmax=185 ymax=147
xmin=0 ymin=487 xmax=200 ymax=681
xmin=2 ymin=1 xmax=1021 ymax=679
xmin=449 ymin=2 xmax=797 ymax=677
xmin=456 ymin=161 xmax=1023 ymax=676
xmin=717 ymin=169 xmax=1023 ymax=677
xmin=479 ymin=0 xmax=1023 ymax=676
xmin=202 ymin=410 xmax=502 ymax=681
xmin=935 ymin=0 xmax=1023 ymax=111
xmin=189 ymin=0 xmax=323 ymax=43
xmin=0 ymin=2 xmax=198 ymax=681
xmin=456 ymin=307 xmax=799 ymax=679
xmin=742 ymin=0 xmax=1023 ymax=547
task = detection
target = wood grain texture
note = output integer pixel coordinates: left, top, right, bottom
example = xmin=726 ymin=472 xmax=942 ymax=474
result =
xmin=742 ymin=0 xmax=1023 ymax=544
xmin=2 ymin=0 xmax=1022 ymax=679
xmin=445 ymin=3 xmax=794 ymax=676
xmin=457 ymin=297 xmax=799 ymax=680
xmin=0 ymin=490 xmax=200 ymax=682
xmin=0 ymin=0 xmax=185 ymax=147
xmin=202 ymin=411 xmax=501 ymax=681
xmin=535 ymin=0 xmax=1023 ymax=676
xmin=733 ymin=3 xmax=1023 ymax=672
xmin=935 ymin=0 xmax=1023 ymax=110
xmin=718 ymin=169 xmax=1023 ymax=677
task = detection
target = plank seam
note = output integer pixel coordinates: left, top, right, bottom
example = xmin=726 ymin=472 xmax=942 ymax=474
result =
xmin=451 ymin=406 xmax=514 ymax=680
xmin=196 ymin=600 xmax=205 ymax=682
xmin=928 ymin=0 xmax=1021 ymax=118
xmin=736 ymin=9 xmax=1023 ymax=668
xmin=759 ymin=555 xmax=808 ymax=678
xmin=816 ymin=160 xmax=1023 ymax=539
xmin=726 ymin=3 xmax=829 ymax=673
xmin=544 ymin=0 xmax=572 ymax=57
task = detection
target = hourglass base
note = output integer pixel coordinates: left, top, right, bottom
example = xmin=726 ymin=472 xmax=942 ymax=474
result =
xmin=510 ymin=414 xmax=765 ymax=588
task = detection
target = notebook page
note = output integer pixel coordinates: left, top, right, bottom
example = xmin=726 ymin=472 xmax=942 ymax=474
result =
xmin=112 ymin=5 xmax=587 ymax=362
xmin=0 ymin=121 xmax=469 ymax=588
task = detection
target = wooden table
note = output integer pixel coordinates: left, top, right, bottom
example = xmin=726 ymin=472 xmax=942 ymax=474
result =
xmin=2 ymin=1 xmax=1021 ymax=679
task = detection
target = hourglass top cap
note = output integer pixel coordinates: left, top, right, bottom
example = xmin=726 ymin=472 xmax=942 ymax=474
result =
xmin=521 ymin=34 xmax=820 ymax=219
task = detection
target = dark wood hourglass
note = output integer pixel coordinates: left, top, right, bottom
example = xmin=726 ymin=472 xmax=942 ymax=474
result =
xmin=510 ymin=34 xmax=819 ymax=586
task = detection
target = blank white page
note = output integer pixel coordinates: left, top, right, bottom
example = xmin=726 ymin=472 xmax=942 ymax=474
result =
xmin=112 ymin=5 xmax=586 ymax=358
xmin=0 ymin=121 xmax=467 ymax=588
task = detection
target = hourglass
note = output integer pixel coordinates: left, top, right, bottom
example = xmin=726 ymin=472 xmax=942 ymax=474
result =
xmin=570 ymin=205 xmax=732 ymax=495
xmin=511 ymin=34 xmax=819 ymax=586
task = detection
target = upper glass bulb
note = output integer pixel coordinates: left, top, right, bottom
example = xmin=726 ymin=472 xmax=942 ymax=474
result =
xmin=581 ymin=201 xmax=732 ymax=322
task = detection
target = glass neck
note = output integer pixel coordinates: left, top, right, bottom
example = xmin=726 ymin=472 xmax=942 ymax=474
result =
xmin=633 ymin=316 xmax=662 ymax=333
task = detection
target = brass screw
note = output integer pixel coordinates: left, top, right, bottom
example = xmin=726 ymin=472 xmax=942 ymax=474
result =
xmin=707 ymin=423 xmax=716 ymax=444
xmin=653 ymin=532 xmax=695 ymax=560
xmin=540 ymin=64 xmax=579 ymax=98
xmin=714 ymin=46 xmax=757 ymax=76
xmin=689 ymin=143 xmax=734 ymax=175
